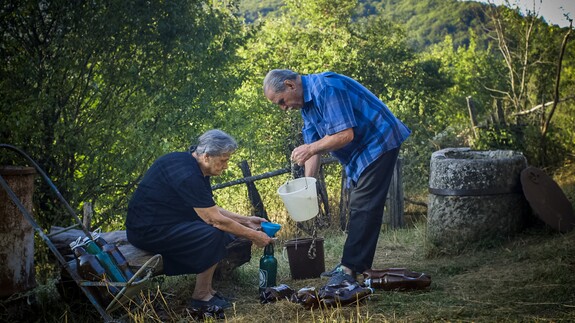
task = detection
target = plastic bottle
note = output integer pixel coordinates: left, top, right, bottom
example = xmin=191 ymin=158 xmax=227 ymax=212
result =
xmin=260 ymin=283 xmax=295 ymax=304
xmin=319 ymin=281 xmax=373 ymax=307
xmin=82 ymin=237 xmax=127 ymax=282
xmin=92 ymin=232 xmax=135 ymax=281
xmin=295 ymin=286 xmax=320 ymax=309
xmin=363 ymin=270 xmax=431 ymax=291
xmin=70 ymin=241 xmax=119 ymax=295
xmin=258 ymin=243 xmax=277 ymax=293
xmin=364 ymin=277 xmax=391 ymax=289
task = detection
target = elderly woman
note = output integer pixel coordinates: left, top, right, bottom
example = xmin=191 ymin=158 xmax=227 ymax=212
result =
xmin=126 ymin=129 xmax=272 ymax=309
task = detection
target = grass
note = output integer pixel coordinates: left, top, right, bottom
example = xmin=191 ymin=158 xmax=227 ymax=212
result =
xmin=133 ymin=221 xmax=575 ymax=323
xmin=3 ymin=163 xmax=575 ymax=322
xmin=13 ymin=217 xmax=572 ymax=322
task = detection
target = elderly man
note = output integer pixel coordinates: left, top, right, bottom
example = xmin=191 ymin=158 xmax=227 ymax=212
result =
xmin=126 ymin=129 xmax=272 ymax=309
xmin=264 ymin=69 xmax=411 ymax=286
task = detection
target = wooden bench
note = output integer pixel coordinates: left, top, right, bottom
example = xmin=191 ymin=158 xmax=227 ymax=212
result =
xmin=49 ymin=226 xmax=252 ymax=277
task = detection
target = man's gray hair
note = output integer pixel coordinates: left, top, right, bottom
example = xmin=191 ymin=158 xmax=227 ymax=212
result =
xmin=263 ymin=69 xmax=299 ymax=93
xmin=191 ymin=129 xmax=238 ymax=156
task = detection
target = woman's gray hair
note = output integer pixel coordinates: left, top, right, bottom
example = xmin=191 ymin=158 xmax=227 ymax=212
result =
xmin=263 ymin=69 xmax=299 ymax=93
xmin=190 ymin=129 xmax=238 ymax=156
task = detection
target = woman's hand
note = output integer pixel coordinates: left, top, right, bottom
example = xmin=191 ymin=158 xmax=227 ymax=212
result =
xmin=244 ymin=216 xmax=268 ymax=230
xmin=252 ymin=230 xmax=274 ymax=248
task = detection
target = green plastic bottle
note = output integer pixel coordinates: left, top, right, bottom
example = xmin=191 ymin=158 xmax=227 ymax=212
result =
xmin=93 ymin=233 xmax=135 ymax=281
xmin=82 ymin=237 xmax=127 ymax=282
xmin=259 ymin=244 xmax=277 ymax=293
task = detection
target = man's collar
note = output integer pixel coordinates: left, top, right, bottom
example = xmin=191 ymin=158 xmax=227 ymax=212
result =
xmin=301 ymin=75 xmax=312 ymax=106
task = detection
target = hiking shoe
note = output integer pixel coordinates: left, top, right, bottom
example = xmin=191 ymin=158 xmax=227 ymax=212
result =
xmin=326 ymin=270 xmax=356 ymax=286
xmin=321 ymin=263 xmax=343 ymax=278
xmin=321 ymin=264 xmax=360 ymax=278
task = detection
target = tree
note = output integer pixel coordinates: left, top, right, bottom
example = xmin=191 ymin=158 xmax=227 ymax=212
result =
xmin=484 ymin=0 xmax=575 ymax=165
xmin=228 ymin=0 xmax=452 ymax=198
xmin=0 ymin=0 xmax=246 ymax=227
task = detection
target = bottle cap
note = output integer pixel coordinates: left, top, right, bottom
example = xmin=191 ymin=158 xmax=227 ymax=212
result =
xmin=69 ymin=236 xmax=83 ymax=249
xmin=82 ymin=236 xmax=93 ymax=244
xmin=92 ymin=227 xmax=102 ymax=240
xmin=364 ymin=278 xmax=372 ymax=287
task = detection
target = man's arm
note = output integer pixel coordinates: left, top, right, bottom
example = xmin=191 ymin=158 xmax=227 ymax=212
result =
xmin=292 ymin=128 xmax=354 ymax=166
xmin=304 ymin=155 xmax=321 ymax=177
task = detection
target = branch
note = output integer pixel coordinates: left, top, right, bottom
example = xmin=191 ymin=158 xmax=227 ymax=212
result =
xmin=512 ymin=96 xmax=575 ymax=116
xmin=542 ymin=21 xmax=572 ymax=136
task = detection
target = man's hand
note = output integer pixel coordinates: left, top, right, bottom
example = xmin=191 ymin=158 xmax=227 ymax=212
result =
xmin=291 ymin=144 xmax=315 ymax=165
xmin=291 ymin=128 xmax=354 ymax=166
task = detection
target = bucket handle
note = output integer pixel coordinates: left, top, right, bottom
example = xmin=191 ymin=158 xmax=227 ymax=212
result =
xmin=282 ymin=246 xmax=289 ymax=262
xmin=284 ymin=167 xmax=312 ymax=190
xmin=308 ymin=227 xmax=318 ymax=260
xmin=282 ymin=239 xmax=318 ymax=261
xmin=307 ymin=239 xmax=317 ymax=260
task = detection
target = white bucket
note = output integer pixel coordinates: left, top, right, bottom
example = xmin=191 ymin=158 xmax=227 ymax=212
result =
xmin=277 ymin=177 xmax=319 ymax=222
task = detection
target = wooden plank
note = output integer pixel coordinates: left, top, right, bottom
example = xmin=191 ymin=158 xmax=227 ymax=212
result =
xmin=339 ymin=169 xmax=350 ymax=232
xmin=49 ymin=226 xmax=161 ymax=269
xmin=49 ymin=227 xmax=253 ymax=276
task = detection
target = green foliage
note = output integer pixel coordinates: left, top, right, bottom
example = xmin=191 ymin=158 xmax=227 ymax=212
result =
xmin=1 ymin=0 xmax=573 ymax=230
xmin=228 ymin=0 xmax=454 ymax=197
xmin=238 ymin=0 xmax=283 ymax=22
xmin=479 ymin=4 xmax=575 ymax=165
xmin=239 ymin=0 xmax=493 ymax=51
xmin=0 ymin=0 xmax=247 ymax=226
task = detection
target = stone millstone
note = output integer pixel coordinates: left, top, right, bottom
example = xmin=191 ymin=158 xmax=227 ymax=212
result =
xmin=427 ymin=148 xmax=529 ymax=253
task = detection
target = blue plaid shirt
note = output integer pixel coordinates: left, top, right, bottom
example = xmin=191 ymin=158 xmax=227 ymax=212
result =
xmin=301 ymin=72 xmax=411 ymax=184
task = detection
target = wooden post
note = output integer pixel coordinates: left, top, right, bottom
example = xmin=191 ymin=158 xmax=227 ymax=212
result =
xmin=467 ymin=96 xmax=478 ymax=138
xmin=338 ymin=169 xmax=350 ymax=232
xmin=239 ymin=160 xmax=269 ymax=220
xmin=339 ymin=159 xmax=404 ymax=231
xmin=83 ymin=202 xmax=92 ymax=232
xmin=384 ymin=158 xmax=405 ymax=229
xmin=315 ymin=165 xmax=330 ymax=228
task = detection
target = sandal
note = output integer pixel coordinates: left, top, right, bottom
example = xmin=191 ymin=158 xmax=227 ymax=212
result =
xmin=213 ymin=291 xmax=234 ymax=302
xmin=189 ymin=295 xmax=232 ymax=309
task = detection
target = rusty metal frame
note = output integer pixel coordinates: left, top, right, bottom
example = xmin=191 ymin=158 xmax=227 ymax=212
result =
xmin=0 ymin=144 xmax=159 ymax=322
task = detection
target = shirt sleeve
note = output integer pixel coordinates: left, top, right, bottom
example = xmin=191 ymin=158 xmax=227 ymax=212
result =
xmin=177 ymin=173 xmax=216 ymax=208
xmin=321 ymin=86 xmax=357 ymax=135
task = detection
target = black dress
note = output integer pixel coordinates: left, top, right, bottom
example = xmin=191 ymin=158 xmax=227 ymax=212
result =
xmin=126 ymin=152 xmax=234 ymax=275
